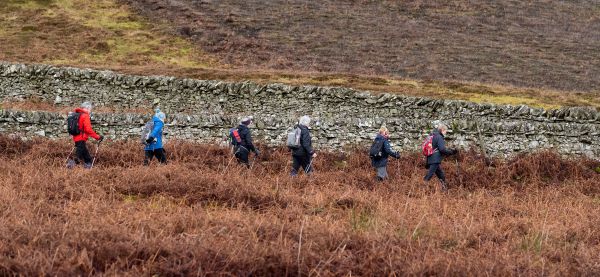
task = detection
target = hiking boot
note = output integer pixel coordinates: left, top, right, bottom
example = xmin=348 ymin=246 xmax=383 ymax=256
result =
xmin=439 ymin=180 xmax=448 ymax=192
xmin=83 ymin=162 xmax=93 ymax=169
xmin=66 ymin=159 xmax=76 ymax=169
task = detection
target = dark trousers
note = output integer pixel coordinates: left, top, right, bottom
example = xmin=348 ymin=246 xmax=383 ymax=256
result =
xmin=234 ymin=146 xmax=250 ymax=166
xmin=424 ymin=163 xmax=446 ymax=182
xmin=291 ymin=155 xmax=313 ymax=176
xmin=75 ymin=141 xmax=92 ymax=164
xmin=144 ymin=148 xmax=167 ymax=165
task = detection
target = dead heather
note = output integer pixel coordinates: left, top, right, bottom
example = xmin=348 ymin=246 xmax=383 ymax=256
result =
xmin=0 ymin=136 xmax=599 ymax=275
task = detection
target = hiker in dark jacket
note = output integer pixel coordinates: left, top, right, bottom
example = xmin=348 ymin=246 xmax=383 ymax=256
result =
xmin=291 ymin=115 xmax=316 ymax=176
xmin=234 ymin=116 xmax=260 ymax=167
xmin=371 ymin=126 xmax=400 ymax=181
xmin=424 ymin=123 xmax=458 ymax=192
xmin=144 ymin=110 xmax=167 ymax=165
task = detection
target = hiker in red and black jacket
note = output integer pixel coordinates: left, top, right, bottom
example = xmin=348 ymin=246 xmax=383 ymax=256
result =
xmin=424 ymin=122 xmax=458 ymax=192
xmin=69 ymin=102 xmax=104 ymax=169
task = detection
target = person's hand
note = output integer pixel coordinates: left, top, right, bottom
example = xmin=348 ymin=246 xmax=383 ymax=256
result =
xmin=146 ymin=137 xmax=155 ymax=144
xmin=98 ymin=135 xmax=104 ymax=142
xmin=312 ymin=153 xmax=317 ymax=158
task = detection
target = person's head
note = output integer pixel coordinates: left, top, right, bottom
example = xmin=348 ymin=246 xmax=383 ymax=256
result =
xmin=241 ymin=116 xmax=253 ymax=126
xmin=437 ymin=123 xmax=448 ymax=136
xmin=299 ymin=115 xmax=311 ymax=127
xmin=80 ymin=101 xmax=93 ymax=112
xmin=379 ymin=126 xmax=389 ymax=138
xmin=155 ymin=111 xmax=166 ymax=122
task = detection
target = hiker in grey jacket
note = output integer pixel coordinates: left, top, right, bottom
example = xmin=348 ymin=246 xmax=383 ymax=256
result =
xmin=291 ymin=115 xmax=316 ymax=176
xmin=424 ymin=123 xmax=458 ymax=192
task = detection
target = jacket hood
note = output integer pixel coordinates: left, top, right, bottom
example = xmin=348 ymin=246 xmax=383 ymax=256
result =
xmin=74 ymin=108 xmax=89 ymax=114
xmin=432 ymin=129 xmax=444 ymax=138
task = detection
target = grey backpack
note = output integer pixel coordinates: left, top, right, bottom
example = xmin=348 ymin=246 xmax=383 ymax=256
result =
xmin=141 ymin=121 xmax=154 ymax=145
xmin=286 ymin=127 xmax=302 ymax=149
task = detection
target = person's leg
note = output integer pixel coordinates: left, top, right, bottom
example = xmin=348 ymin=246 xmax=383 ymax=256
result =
xmin=154 ymin=148 xmax=167 ymax=164
xmin=376 ymin=166 xmax=388 ymax=181
xmin=143 ymin=150 xmax=154 ymax=166
xmin=76 ymin=141 xmax=93 ymax=167
xmin=424 ymin=163 xmax=440 ymax=181
xmin=302 ymin=155 xmax=313 ymax=175
xmin=291 ymin=155 xmax=301 ymax=176
xmin=435 ymin=165 xmax=448 ymax=192
xmin=235 ymin=147 xmax=250 ymax=167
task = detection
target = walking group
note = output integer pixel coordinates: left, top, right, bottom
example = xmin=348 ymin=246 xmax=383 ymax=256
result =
xmin=65 ymin=102 xmax=458 ymax=191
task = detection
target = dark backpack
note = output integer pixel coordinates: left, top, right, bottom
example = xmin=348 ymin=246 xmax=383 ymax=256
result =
xmin=369 ymin=139 xmax=385 ymax=159
xmin=229 ymin=128 xmax=242 ymax=146
xmin=67 ymin=112 xmax=81 ymax=136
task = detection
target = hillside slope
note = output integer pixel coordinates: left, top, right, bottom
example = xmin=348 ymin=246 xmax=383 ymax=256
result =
xmin=122 ymin=0 xmax=600 ymax=92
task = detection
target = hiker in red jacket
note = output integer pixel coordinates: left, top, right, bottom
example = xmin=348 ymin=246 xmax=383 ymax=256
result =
xmin=68 ymin=102 xmax=104 ymax=169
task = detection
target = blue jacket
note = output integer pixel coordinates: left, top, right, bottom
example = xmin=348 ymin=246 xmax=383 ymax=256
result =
xmin=291 ymin=124 xmax=314 ymax=157
xmin=144 ymin=115 xmax=164 ymax=151
xmin=426 ymin=130 xmax=453 ymax=164
xmin=371 ymin=134 xmax=400 ymax=168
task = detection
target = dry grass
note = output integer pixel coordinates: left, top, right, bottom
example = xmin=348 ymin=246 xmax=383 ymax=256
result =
xmin=0 ymin=136 xmax=599 ymax=275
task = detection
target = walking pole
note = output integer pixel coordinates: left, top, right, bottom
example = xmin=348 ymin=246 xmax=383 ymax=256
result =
xmin=455 ymin=158 xmax=463 ymax=187
xmin=90 ymin=141 xmax=102 ymax=169
xmin=222 ymin=147 xmax=240 ymax=173
xmin=249 ymin=154 xmax=258 ymax=170
xmin=305 ymin=156 xmax=315 ymax=174
xmin=65 ymin=146 xmax=75 ymax=165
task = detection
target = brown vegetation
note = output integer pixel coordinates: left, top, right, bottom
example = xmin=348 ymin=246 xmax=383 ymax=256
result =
xmin=0 ymin=136 xmax=599 ymax=275
xmin=122 ymin=0 xmax=600 ymax=92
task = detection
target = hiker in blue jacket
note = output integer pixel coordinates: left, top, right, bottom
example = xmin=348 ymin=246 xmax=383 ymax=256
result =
xmin=424 ymin=123 xmax=458 ymax=192
xmin=144 ymin=110 xmax=167 ymax=165
xmin=371 ymin=126 xmax=400 ymax=181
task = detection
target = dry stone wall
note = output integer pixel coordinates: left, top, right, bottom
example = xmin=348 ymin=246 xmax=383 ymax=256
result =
xmin=1 ymin=62 xmax=599 ymax=158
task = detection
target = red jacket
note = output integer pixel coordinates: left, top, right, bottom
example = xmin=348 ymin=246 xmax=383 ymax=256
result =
xmin=72 ymin=108 xmax=101 ymax=142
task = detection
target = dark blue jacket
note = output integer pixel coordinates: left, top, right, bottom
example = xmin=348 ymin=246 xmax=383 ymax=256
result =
xmin=144 ymin=115 xmax=164 ymax=151
xmin=236 ymin=124 xmax=256 ymax=152
xmin=291 ymin=124 xmax=314 ymax=157
xmin=426 ymin=130 xmax=454 ymax=164
xmin=371 ymin=134 xmax=400 ymax=168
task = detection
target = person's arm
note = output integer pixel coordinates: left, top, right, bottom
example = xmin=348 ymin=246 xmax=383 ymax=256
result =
xmin=149 ymin=120 xmax=163 ymax=139
xmin=242 ymin=128 xmax=256 ymax=152
xmin=436 ymin=135 xmax=453 ymax=155
xmin=82 ymin=113 xmax=101 ymax=140
xmin=384 ymin=139 xmax=400 ymax=159
xmin=301 ymin=129 xmax=314 ymax=155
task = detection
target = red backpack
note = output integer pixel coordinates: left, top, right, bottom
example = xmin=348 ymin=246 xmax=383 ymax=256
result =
xmin=421 ymin=134 xmax=436 ymax=156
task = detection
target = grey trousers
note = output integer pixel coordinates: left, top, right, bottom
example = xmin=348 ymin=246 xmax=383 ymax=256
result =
xmin=376 ymin=166 xmax=388 ymax=180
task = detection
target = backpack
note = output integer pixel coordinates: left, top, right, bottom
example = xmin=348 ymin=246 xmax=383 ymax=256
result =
xmin=141 ymin=120 xmax=154 ymax=145
xmin=422 ymin=134 xmax=436 ymax=156
xmin=229 ymin=127 xmax=242 ymax=146
xmin=286 ymin=127 xmax=301 ymax=149
xmin=369 ymin=139 xmax=385 ymax=159
xmin=67 ymin=112 xmax=81 ymax=136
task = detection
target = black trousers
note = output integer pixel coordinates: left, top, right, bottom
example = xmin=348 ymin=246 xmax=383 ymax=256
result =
xmin=291 ymin=155 xmax=313 ymax=176
xmin=144 ymin=148 xmax=167 ymax=165
xmin=234 ymin=146 xmax=250 ymax=166
xmin=424 ymin=163 xmax=446 ymax=182
xmin=75 ymin=141 xmax=93 ymax=164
